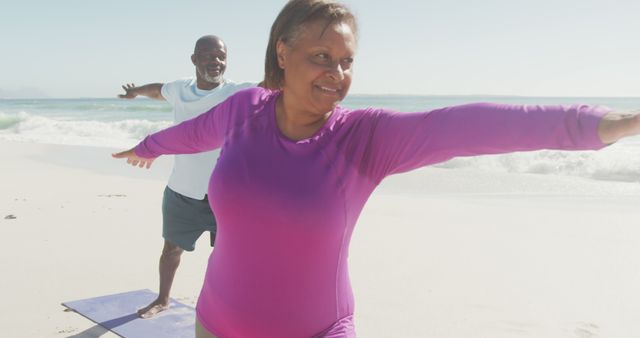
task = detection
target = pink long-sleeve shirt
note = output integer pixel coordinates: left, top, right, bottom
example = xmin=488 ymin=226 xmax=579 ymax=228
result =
xmin=135 ymin=87 xmax=608 ymax=337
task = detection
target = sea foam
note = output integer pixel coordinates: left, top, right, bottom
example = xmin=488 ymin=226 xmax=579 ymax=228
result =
xmin=0 ymin=111 xmax=171 ymax=148
xmin=436 ymin=141 xmax=640 ymax=182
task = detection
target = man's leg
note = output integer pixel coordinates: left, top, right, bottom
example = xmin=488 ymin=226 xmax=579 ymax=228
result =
xmin=137 ymin=240 xmax=184 ymax=318
xmin=137 ymin=187 xmax=214 ymax=318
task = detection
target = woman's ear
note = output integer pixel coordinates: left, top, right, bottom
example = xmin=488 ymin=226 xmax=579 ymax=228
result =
xmin=276 ymin=40 xmax=286 ymax=69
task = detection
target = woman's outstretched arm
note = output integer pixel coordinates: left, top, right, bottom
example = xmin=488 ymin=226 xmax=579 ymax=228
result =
xmin=355 ymin=103 xmax=615 ymax=182
xmin=111 ymin=89 xmax=255 ymax=168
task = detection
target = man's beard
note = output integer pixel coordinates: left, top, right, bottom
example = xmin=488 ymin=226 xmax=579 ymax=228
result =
xmin=199 ymin=68 xmax=223 ymax=84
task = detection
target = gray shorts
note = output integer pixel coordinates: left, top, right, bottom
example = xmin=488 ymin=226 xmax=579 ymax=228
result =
xmin=162 ymin=186 xmax=217 ymax=252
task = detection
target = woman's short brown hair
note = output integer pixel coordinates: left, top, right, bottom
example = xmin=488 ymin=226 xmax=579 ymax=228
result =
xmin=263 ymin=0 xmax=358 ymax=89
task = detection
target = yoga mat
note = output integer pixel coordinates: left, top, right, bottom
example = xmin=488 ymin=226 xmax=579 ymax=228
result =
xmin=62 ymin=289 xmax=195 ymax=338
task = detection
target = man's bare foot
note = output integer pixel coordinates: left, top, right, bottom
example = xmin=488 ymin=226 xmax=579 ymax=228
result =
xmin=137 ymin=299 xmax=170 ymax=319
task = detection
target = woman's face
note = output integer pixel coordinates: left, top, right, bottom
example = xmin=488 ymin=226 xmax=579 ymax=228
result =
xmin=277 ymin=20 xmax=356 ymax=116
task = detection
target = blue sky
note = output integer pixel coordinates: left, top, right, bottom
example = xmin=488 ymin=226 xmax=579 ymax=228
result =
xmin=1 ymin=0 xmax=638 ymax=98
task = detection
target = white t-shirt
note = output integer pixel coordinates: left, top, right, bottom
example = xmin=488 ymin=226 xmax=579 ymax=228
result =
xmin=161 ymin=77 xmax=254 ymax=199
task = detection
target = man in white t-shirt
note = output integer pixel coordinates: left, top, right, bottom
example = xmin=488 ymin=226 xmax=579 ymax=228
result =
xmin=118 ymin=35 xmax=254 ymax=318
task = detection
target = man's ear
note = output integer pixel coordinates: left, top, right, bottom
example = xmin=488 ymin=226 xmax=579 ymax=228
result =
xmin=191 ymin=54 xmax=196 ymax=66
xmin=276 ymin=40 xmax=286 ymax=69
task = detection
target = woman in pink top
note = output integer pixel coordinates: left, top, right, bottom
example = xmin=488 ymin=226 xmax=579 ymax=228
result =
xmin=114 ymin=1 xmax=640 ymax=337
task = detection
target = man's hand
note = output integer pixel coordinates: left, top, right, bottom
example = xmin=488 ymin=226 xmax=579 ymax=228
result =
xmin=118 ymin=83 xmax=139 ymax=99
xmin=117 ymin=83 xmax=164 ymax=100
xmin=112 ymin=148 xmax=156 ymax=169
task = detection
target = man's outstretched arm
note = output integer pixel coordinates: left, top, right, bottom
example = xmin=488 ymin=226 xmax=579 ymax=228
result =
xmin=118 ymin=83 xmax=165 ymax=100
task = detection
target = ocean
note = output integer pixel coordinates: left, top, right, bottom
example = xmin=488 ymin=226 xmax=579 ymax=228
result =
xmin=1 ymin=95 xmax=639 ymax=183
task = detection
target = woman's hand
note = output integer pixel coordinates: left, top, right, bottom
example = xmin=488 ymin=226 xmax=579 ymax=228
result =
xmin=598 ymin=111 xmax=640 ymax=144
xmin=112 ymin=148 xmax=156 ymax=169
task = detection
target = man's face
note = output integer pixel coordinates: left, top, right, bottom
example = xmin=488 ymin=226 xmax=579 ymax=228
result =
xmin=192 ymin=40 xmax=227 ymax=85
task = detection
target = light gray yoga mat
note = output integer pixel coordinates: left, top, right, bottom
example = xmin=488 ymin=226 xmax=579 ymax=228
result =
xmin=62 ymin=289 xmax=195 ymax=338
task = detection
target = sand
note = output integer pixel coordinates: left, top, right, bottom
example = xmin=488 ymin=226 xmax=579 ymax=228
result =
xmin=2 ymin=140 xmax=640 ymax=338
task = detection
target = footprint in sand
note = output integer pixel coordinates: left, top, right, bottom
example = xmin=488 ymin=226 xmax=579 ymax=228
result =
xmin=56 ymin=326 xmax=77 ymax=334
xmin=573 ymin=321 xmax=599 ymax=338
xmin=499 ymin=320 xmax=537 ymax=334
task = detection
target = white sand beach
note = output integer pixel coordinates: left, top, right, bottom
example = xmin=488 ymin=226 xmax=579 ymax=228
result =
xmin=2 ymin=139 xmax=640 ymax=338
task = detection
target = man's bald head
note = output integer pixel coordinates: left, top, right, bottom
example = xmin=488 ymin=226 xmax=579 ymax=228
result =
xmin=194 ymin=35 xmax=226 ymax=54
xmin=191 ymin=35 xmax=228 ymax=90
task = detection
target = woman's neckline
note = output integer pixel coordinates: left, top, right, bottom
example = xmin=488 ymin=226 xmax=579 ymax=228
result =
xmin=271 ymin=91 xmax=340 ymax=145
